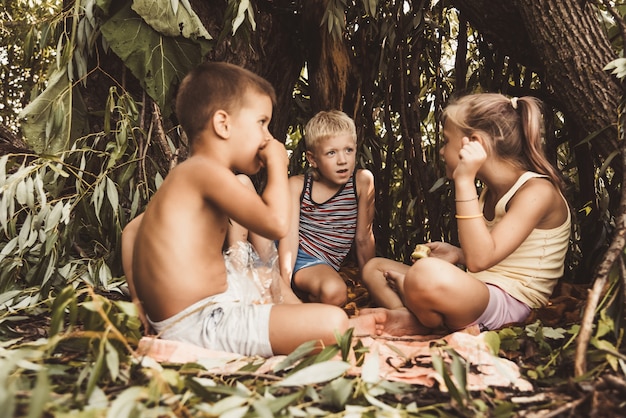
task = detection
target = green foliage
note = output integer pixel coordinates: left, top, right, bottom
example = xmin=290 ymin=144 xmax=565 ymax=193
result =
xmin=16 ymin=0 xmax=212 ymax=154
xmin=0 ymin=86 xmax=156 ymax=309
xmin=1 ymin=306 xmax=523 ymax=417
xmin=0 ymin=0 xmax=62 ymax=131
xmin=102 ymin=0 xmax=213 ymax=116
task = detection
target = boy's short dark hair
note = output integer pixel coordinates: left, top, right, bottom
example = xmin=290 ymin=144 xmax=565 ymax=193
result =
xmin=175 ymin=62 xmax=277 ymax=144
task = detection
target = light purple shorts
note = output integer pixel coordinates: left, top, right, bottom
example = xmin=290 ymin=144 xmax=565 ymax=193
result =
xmin=471 ymin=284 xmax=531 ymax=331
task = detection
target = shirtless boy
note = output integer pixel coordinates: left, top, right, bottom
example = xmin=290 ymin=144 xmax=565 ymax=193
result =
xmin=122 ymin=62 xmax=381 ymax=356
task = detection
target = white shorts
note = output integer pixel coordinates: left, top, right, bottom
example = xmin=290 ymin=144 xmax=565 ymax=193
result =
xmin=148 ymin=296 xmax=273 ymax=357
xmin=147 ymin=252 xmax=274 ymax=357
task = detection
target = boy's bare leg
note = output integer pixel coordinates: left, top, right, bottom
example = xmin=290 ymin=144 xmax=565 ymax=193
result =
xmin=292 ymin=264 xmax=348 ymax=306
xmin=268 ymin=303 xmax=384 ymax=354
xmin=360 ymin=258 xmax=409 ymax=309
xmin=348 ymin=311 xmax=385 ymax=337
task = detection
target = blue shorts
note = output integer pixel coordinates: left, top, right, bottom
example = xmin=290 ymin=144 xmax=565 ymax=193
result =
xmin=293 ymin=248 xmax=328 ymax=274
xmin=291 ymin=248 xmax=332 ymax=296
xmin=471 ymin=284 xmax=531 ymax=331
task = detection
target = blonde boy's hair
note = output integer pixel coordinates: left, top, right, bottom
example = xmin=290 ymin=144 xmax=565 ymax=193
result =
xmin=304 ymin=110 xmax=357 ymax=151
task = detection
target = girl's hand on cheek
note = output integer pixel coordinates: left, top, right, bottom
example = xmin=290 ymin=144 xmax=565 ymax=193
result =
xmin=453 ymin=137 xmax=487 ymax=180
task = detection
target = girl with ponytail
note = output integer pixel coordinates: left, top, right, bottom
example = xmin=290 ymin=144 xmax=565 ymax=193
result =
xmin=361 ymin=93 xmax=571 ymax=335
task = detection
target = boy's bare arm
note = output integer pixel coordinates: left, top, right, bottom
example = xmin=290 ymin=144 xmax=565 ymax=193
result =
xmin=258 ymin=138 xmax=291 ymax=237
xmin=219 ymin=140 xmax=290 ymax=240
xmin=355 ymin=169 xmax=376 ymax=272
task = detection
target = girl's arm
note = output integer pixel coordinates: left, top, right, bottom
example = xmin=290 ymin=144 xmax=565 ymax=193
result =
xmin=453 ymin=139 xmax=560 ymax=271
xmin=452 ymin=135 xmax=554 ymax=272
xmin=461 ymin=180 xmax=558 ymax=271
xmin=354 ymin=169 xmax=376 ymax=272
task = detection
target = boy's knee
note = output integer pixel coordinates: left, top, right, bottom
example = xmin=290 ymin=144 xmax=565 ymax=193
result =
xmin=320 ymin=280 xmax=348 ymax=306
xmin=325 ymin=306 xmax=350 ymax=335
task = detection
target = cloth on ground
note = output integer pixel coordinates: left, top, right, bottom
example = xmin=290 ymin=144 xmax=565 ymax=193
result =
xmin=136 ymin=325 xmax=532 ymax=392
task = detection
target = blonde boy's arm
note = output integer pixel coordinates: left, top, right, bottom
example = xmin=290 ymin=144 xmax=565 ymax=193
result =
xmin=354 ymin=169 xmax=376 ymax=272
xmin=277 ymin=176 xmax=304 ymax=303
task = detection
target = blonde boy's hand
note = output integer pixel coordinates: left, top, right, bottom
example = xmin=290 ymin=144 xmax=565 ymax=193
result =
xmin=258 ymin=138 xmax=289 ymax=169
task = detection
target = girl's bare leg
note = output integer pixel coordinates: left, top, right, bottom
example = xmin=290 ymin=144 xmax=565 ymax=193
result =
xmin=402 ymin=257 xmax=489 ymax=331
xmin=361 ymin=257 xmax=490 ymax=336
xmin=360 ymin=257 xmax=409 ymax=309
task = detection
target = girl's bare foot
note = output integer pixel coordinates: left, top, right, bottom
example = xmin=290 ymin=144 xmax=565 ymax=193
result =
xmin=384 ymin=270 xmax=406 ymax=301
xmin=359 ymin=307 xmax=433 ymax=336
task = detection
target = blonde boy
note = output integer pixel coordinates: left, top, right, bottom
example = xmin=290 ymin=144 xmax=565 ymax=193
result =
xmin=279 ymin=110 xmax=376 ymax=306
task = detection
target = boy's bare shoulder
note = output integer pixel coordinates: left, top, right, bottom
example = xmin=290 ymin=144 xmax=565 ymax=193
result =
xmin=355 ymin=169 xmax=375 ymax=192
xmin=355 ymin=168 xmax=374 ymax=181
xmin=171 ymin=155 xmax=233 ymax=185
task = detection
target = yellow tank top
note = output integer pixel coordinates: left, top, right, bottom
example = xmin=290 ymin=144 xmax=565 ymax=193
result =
xmin=469 ymin=172 xmax=571 ymax=308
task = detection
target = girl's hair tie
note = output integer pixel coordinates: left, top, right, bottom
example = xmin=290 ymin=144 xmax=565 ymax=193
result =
xmin=510 ymin=97 xmax=519 ymax=110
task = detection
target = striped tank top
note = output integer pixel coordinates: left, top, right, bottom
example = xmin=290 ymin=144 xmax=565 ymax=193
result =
xmin=298 ymin=172 xmax=358 ymax=271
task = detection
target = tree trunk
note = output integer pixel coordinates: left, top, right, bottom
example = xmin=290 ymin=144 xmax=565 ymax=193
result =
xmin=452 ymin=0 xmax=622 ymax=176
xmin=301 ymin=0 xmax=352 ymax=113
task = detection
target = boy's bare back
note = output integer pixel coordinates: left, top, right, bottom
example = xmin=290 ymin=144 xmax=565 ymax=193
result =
xmin=133 ymin=157 xmax=235 ymax=321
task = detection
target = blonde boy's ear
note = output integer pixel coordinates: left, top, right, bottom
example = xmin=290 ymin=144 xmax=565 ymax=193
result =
xmin=212 ymin=110 xmax=230 ymax=139
xmin=305 ymin=150 xmax=317 ymax=168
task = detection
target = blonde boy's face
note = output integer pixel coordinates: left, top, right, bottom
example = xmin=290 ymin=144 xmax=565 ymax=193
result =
xmin=229 ymin=90 xmax=273 ymax=174
xmin=307 ymin=133 xmax=357 ymax=185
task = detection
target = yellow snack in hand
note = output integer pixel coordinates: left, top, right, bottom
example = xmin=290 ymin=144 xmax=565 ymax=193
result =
xmin=411 ymin=244 xmax=431 ymax=260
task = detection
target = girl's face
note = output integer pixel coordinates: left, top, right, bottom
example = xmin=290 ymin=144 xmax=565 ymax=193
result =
xmin=307 ymin=133 xmax=357 ymax=186
xmin=440 ymin=120 xmax=465 ymax=179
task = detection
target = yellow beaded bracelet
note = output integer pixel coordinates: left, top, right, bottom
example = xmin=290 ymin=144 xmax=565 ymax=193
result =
xmin=455 ymin=214 xmax=484 ymax=219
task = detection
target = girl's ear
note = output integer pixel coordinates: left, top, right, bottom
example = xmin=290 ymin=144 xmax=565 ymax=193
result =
xmin=212 ymin=110 xmax=230 ymax=139
xmin=305 ymin=150 xmax=317 ymax=168
xmin=471 ymin=132 xmax=491 ymax=153
xmin=469 ymin=132 xmax=483 ymax=143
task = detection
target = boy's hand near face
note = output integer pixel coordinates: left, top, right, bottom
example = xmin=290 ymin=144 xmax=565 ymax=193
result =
xmin=258 ymin=138 xmax=289 ymax=170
